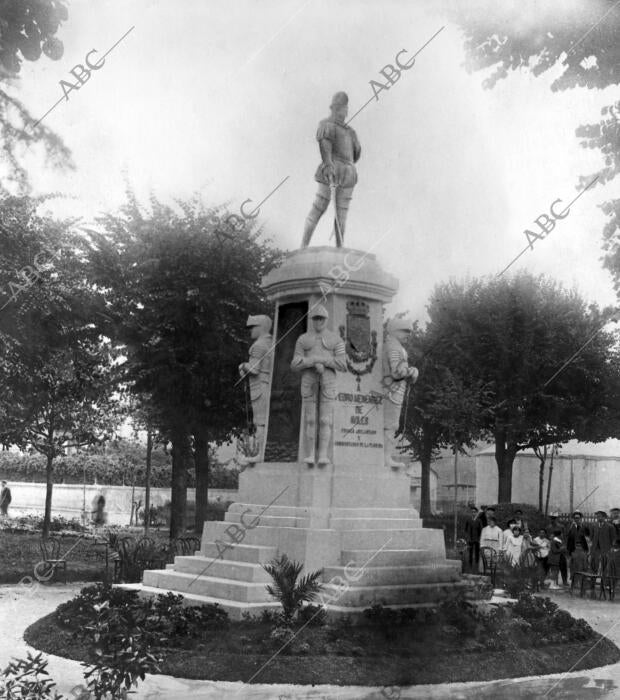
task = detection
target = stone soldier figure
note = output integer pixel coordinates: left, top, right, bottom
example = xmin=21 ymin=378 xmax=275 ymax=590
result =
xmin=382 ymin=318 xmax=418 ymax=469
xmin=239 ymin=314 xmax=273 ymax=464
xmin=291 ymin=304 xmax=346 ymax=466
xmin=301 ymin=91 xmax=361 ymax=248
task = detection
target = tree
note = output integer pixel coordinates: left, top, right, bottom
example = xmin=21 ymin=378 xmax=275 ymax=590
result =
xmin=402 ymin=323 xmax=489 ymax=517
xmin=454 ymin=3 xmax=620 ymax=285
xmin=0 ymin=2 xmax=73 ymax=192
xmin=87 ymin=192 xmax=282 ymax=537
xmin=427 ymin=272 xmax=620 ymax=502
xmin=0 ymin=197 xmax=121 ymax=536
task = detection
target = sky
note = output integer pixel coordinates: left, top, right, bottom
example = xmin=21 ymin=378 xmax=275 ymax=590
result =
xmin=10 ymin=0 xmax=620 ymax=322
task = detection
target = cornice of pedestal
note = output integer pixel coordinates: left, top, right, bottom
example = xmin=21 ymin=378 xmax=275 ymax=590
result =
xmin=262 ymin=245 xmax=399 ymax=304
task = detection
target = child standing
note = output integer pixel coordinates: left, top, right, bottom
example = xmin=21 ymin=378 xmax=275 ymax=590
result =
xmin=548 ymin=528 xmax=567 ymax=589
xmin=533 ymin=528 xmax=551 ymax=577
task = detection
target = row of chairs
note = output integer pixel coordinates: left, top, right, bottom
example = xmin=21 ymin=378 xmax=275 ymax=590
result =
xmin=37 ymin=534 xmax=201 ymax=584
xmin=571 ymin=551 xmax=620 ymax=600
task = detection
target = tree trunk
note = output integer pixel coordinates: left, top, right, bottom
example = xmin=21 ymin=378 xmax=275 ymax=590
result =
xmin=545 ymin=446 xmax=555 ymax=517
xmin=144 ymin=427 xmax=152 ymax=536
xmin=419 ymin=431 xmax=434 ymax=519
xmin=533 ymin=445 xmax=547 ymax=512
xmin=43 ymin=451 xmax=54 ymax=540
xmin=495 ymin=433 xmax=517 ymax=503
xmin=194 ymin=426 xmax=210 ymax=533
xmin=170 ymin=431 xmax=191 ymax=539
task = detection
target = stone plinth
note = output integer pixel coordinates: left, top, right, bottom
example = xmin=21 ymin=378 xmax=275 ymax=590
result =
xmin=132 ymin=247 xmax=464 ymax=619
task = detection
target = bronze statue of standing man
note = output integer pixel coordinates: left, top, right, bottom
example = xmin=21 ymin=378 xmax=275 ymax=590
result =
xmin=301 ymin=92 xmax=361 ymax=248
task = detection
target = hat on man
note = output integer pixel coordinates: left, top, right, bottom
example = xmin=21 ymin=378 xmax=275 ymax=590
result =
xmin=330 ymin=91 xmax=348 ymax=108
xmin=310 ymin=304 xmax=329 ymax=319
xmin=550 ymin=512 xmax=559 ymax=518
xmin=246 ymin=314 xmax=272 ymax=332
xmin=387 ymin=318 xmax=413 ymax=334
xmin=596 ymin=510 xmax=608 ymax=518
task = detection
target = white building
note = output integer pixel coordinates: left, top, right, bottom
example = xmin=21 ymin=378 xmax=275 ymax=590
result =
xmin=476 ymin=438 xmax=620 ymax=513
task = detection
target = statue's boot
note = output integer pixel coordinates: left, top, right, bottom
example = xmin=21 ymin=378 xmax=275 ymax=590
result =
xmin=301 ymin=188 xmax=331 ymax=247
xmin=317 ymin=414 xmax=331 ymax=466
xmin=331 ymin=186 xmax=353 ymax=247
xmin=304 ymin=406 xmax=317 ymax=466
xmin=384 ymin=430 xmax=404 ymax=470
xmin=247 ymin=426 xmax=264 ymax=465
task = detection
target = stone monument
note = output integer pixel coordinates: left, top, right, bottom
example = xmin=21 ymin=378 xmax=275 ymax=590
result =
xmin=135 ymin=94 xmax=463 ymax=619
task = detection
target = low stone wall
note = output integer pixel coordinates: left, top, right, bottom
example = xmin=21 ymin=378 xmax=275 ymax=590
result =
xmin=4 ymin=481 xmax=238 ymax=526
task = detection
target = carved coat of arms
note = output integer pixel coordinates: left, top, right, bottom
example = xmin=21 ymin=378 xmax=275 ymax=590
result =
xmin=339 ymin=300 xmax=377 ymax=390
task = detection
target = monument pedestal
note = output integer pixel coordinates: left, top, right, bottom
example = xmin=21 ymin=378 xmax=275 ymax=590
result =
xmin=136 ymin=247 xmax=464 ymax=619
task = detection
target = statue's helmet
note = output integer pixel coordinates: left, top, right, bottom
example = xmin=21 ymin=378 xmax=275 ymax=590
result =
xmin=246 ymin=314 xmax=272 ymax=332
xmin=387 ymin=318 xmax=413 ymax=334
xmin=310 ymin=304 xmax=329 ymax=319
xmin=330 ymin=91 xmax=348 ymax=108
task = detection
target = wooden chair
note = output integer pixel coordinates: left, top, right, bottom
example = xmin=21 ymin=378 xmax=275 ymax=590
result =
xmin=573 ymin=555 xmax=600 ymax=599
xmin=480 ymin=546 xmax=499 ymax=586
xmin=175 ymin=535 xmax=201 ymax=556
xmin=600 ymin=551 xmax=620 ymax=601
xmin=38 ymin=537 xmax=67 ymax=584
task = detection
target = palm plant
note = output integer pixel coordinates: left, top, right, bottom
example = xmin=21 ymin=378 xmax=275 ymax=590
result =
xmin=262 ymin=554 xmax=324 ymax=625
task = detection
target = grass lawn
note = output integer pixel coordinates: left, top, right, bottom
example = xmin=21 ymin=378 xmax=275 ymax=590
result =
xmin=25 ymin=605 xmax=620 ymax=686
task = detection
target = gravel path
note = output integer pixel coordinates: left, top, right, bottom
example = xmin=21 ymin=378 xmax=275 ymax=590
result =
xmin=1 ymin=583 xmax=619 ymax=699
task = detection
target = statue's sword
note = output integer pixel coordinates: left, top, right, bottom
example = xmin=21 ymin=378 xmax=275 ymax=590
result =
xmin=330 ymin=180 xmax=344 ymax=247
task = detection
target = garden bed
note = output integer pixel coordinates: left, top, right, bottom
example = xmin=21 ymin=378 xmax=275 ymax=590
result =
xmin=23 ymin=586 xmax=620 ymax=687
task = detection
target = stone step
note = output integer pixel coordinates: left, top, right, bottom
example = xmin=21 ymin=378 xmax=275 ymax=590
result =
xmin=143 ymin=569 xmax=273 ymax=603
xmin=320 ymin=580 xmax=461 ymax=607
xmin=120 ymin=583 xmax=281 ymax=622
xmin=225 ymin=513 xmax=309 ymax=528
xmin=200 ymin=541 xmax=277 ymax=564
xmin=227 ymin=503 xmax=420 ymax=521
xmin=323 ymin=562 xmax=461 ymax=586
xmin=340 ymin=528 xmax=435 ymax=550
xmin=329 ymin=517 xmax=420 ymax=531
xmin=171 ymin=555 xmax=272 ymax=583
xmin=341 ymin=548 xmax=441 ymax=566
xmin=202 ymin=522 xmax=429 ymax=550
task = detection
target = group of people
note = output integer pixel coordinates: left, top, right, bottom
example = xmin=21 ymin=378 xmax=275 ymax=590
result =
xmin=464 ymin=505 xmax=620 ymax=589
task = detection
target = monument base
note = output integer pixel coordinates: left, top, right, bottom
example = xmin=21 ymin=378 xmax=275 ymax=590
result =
xmin=133 ymin=462 xmax=465 ymax=620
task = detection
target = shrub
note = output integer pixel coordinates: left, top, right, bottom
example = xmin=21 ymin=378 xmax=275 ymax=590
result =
xmin=297 ymin=603 xmax=327 ymax=627
xmin=1 ymin=652 xmax=63 ymax=699
xmin=262 ymin=554 xmax=324 ymax=626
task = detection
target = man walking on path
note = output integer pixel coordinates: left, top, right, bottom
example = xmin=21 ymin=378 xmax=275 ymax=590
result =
xmin=0 ymin=481 xmax=11 ymax=517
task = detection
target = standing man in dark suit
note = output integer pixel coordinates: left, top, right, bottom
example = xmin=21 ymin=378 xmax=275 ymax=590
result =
xmin=610 ymin=508 xmax=620 ymax=540
xmin=590 ymin=510 xmax=616 ymax=573
xmin=566 ymin=510 xmax=589 ymax=582
xmin=465 ymin=505 xmax=483 ymax=572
